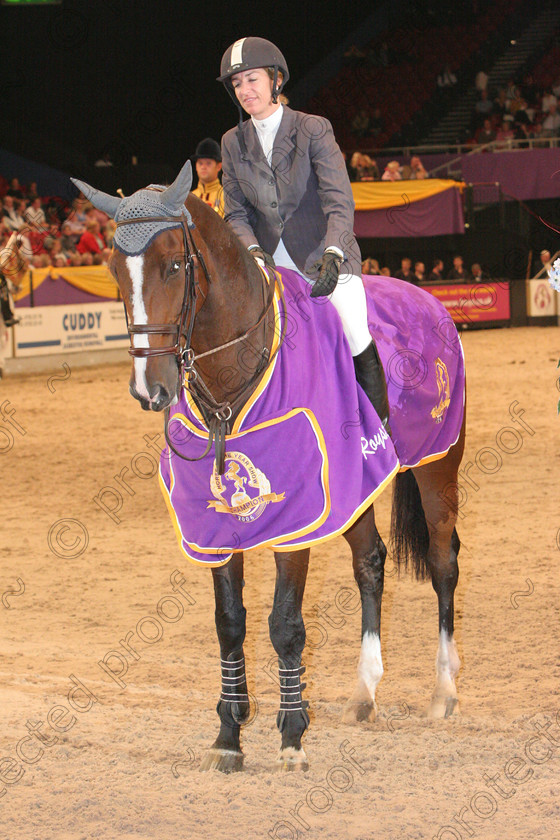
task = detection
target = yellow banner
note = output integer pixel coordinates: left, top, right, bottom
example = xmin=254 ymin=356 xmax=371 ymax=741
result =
xmin=352 ymin=179 xmax=465 ymax=212
xmin=13 ymin=266 xmax=119 ymax=301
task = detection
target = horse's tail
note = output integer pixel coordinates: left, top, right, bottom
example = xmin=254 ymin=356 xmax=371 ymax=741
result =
xmin=390 ymin=469 xmax=430 ymax=580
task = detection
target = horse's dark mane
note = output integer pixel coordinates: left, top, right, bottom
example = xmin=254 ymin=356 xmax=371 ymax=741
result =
xmin=185 ymin=193 xmax=261 ymax=285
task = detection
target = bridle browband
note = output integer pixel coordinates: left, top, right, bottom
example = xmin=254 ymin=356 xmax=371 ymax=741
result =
xmin=116 ymin=212 xmax=286 ymax=474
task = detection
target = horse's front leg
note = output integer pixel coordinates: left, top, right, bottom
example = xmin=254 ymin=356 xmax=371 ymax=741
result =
xmin=200 ymin=551 xmax=248 ymax=772
xmin=269 ymin=549 xmax=310 ymax=771
xmin=341 ymin=507 xmax=386 ymax=723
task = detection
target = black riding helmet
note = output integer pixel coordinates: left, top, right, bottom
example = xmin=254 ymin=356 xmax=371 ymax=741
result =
xmin=217 ymin=37 xmax=290 ymax=106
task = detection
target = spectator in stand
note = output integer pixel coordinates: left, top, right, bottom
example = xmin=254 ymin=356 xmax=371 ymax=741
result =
xmin=437 ymin=64 xmax=457 ymax=92
xmin=542 ymin=102 xmax=560 ymax=138
xmin=357 ymin=154 xmax=379 ymax=181
xmin=476 ymin=118 xmax=496 ymax=145
xmin=349 ymin=153 xmax=375 ymax=181
xmin=60 ymin=221 xmax=78 ymax=259
xmin=428 ymin=258 xmax=445 ymax=282
xmin=362 ymin=257 xmax=380 ymax=275
xmin=6 ymin=178 xmax=24 ymax=199
xmin=350 ymin=109 xmax=373 ymax=138
xmin=77 ymin=219 xmax=106 ymax=255
xmin=402 ymin=156 xmax=428 ymax=180
xmin=474 ymin=89 xmax=494 ymax=124
xmin=80 ymin=252 xmax=94 ymax=266
xmin=67 ymin=195 xmax=88 ymax=235
xmin=471 ymin=263 xmax=489 ymax=282
xmin=495 ymin=119 xmax=515 ymax=149
xmin=492 ymin=88 xmax=508 ymax=121
xmin=447 ymin=255 xmax=471 ymax=282
xmin=32 ymin=254 xmax=50 ymax=268
xmin=414 ymin=261 xmax=425 ymax=283
xmin=504 ymin=78 xmax=519 ymax=106
xmin=520 ymin=73 xmax=537 ymax=107
xmin=394 ymin=257 xmax=415 ymax=282
xmin=475 ymin=68 xmax=488 ymax=95
xmin=381 ymin=161 xmax=402 ymax=181
xmin=85 ymin=203 xmax=109 ymax=228
xmin=380 ymin=266 xmax=391 ymax=276
xmin=100 ymin=248 xmax=112 ymax=265
xmin=530 ymin=121 xmax=547 ymax=148
xmin=541 ymin=88 xmax=557 ymax=114
xmin=512 ymin=98 xmax=532 ymax=128
xmin=2 ymin=196 xmax=25 ymax=232
xmin=103 ymin=219 xmax=116 ymax=247
xmin=370 ymin=108 xmax=384 ymax=138
xmin=24 ymin=197 xmax=47 ymax=229
xmin=26 ymin=182 xmax=39 ymax=202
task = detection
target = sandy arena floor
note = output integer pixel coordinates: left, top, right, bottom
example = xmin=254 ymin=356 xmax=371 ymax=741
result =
xmin=1 ymin=325 xmax=559 ymax=840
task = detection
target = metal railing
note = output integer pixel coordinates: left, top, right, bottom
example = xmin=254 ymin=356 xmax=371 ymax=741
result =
xmin=355 ymin=136 xmax=559 ymax=179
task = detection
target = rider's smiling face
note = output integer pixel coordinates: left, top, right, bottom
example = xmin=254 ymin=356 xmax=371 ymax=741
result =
xmin=231 ymin=68 xmax=278 ymax=120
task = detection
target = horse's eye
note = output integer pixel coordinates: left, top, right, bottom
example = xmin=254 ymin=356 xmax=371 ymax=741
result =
xmin=169 ymin=261 xmax=181 ymax=275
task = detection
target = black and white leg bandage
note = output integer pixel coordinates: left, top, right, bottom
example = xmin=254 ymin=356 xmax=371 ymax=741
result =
xmin=276 ymin=659 xmax=310 ymax=731
xmin=220 ymin=653 xmax=248 ymax=705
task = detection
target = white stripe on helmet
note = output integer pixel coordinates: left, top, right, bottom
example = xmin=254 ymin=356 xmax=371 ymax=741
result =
xmin=230 ymin=38 xmax=246 ymax=69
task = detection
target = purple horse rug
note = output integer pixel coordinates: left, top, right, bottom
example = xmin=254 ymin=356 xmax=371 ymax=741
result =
xmin=159 ymin=270 xmax=465 ymax=566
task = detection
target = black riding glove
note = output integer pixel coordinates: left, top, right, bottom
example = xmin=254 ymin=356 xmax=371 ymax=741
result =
xmin=248 ymin=245 xmax=276 ymax=270
xmin=310 ymin=250 xmax=343 ymax=297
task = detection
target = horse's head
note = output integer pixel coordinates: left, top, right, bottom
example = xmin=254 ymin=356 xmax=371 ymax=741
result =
xmin=71 ymin=161 xmax=199 ymax=411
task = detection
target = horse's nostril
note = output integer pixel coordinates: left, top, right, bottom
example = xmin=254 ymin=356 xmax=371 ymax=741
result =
xmin=150 ymin=386 xmax=171 ymax=411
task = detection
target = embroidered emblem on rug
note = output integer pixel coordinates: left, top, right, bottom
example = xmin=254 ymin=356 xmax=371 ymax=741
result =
xmin=208 ymin=452 xmax=286 ymax=522
xmin=431 ymin=357 xmax=451 ymax=423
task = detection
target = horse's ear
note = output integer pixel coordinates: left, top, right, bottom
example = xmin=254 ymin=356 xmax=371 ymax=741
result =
xmin=161 ymin=160 xmax=193 ymax=211
xmin=70 ymin=178 xmax=122 ymax=219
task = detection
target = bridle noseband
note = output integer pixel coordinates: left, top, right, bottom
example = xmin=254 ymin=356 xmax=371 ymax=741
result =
xmin=117 ymin=212 xmax=286 ymax=475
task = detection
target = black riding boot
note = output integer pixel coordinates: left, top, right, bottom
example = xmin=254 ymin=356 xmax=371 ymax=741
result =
xmin=353 ymin=340 xmax=391 ymax=435
xmin=0 ymin=275 xmax=19 ymax=327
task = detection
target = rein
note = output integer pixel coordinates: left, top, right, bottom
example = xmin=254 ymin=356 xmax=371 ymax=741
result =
xmin=117 ymin=212 xmax=286 ymax=474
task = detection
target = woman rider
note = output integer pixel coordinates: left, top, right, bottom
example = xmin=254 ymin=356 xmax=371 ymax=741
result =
xmin=217 ymin=37 xmax=390 ymax=432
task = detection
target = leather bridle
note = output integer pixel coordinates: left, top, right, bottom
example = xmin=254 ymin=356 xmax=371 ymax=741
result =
xmin=116 ymin=214 xmax=286 ymax=474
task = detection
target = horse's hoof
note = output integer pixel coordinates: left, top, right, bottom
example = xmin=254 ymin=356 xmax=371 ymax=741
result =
xmin=199 ymin=748 xmax=244 ymax=773
xmin=273 ymin=747 xmax=309 ymax=772
xmin=341 ymin=698 xmax=376 ymax=724
xmin=428 ymin=695 xmax=459 ymax=720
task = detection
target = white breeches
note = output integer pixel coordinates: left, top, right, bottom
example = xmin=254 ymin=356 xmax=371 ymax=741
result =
xmin=272 ymin=240 xmax=372 ymax=356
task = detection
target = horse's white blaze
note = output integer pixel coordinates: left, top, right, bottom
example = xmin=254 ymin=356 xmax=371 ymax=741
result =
xmin=357 ymin=631 xmax=383 ymax=700
xmin=435 ymin=630 xmax=460 ymax=696
xmin=126 ymin=254 xmax=151 ymax=400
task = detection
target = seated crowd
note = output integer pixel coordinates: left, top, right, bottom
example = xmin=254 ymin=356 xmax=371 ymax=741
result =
xmin=0 ymin=176 xmax=115 ymax=269
xmin=469 ymin=71 xmax=560 ymax=147
xmin=362 ymin=255 xmax=489 ymax=283
xmin=348 ymin=154 xmax=429 ymax=182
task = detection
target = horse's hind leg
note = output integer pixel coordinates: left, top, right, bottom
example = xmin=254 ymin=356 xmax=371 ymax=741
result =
xmin=269 ymin=549 xmax=310 ymax=771
xmin=341 ymin=507 xmax=386 ymax=723
xmin=200 ymin=551 xmax=248 ymax=772
xmin=413 ymin=424 xmax=465 ymax=718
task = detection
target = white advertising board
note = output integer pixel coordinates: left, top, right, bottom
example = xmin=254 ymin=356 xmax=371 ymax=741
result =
xmin=14 ymin=302 xmax=129 ymax=357
xmin=526 ymin=278 xmax=558 ymax=317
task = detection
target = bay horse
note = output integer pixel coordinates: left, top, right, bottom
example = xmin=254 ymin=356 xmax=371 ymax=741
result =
xmin=72 ymin=161 xmax=466 ymax=773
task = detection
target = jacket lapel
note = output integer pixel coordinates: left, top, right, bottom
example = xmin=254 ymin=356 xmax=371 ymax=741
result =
xmin=239 ymin=120 xmax=271 ymax=178
xmin=271 ymin=107 xmax=298 ymax=157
